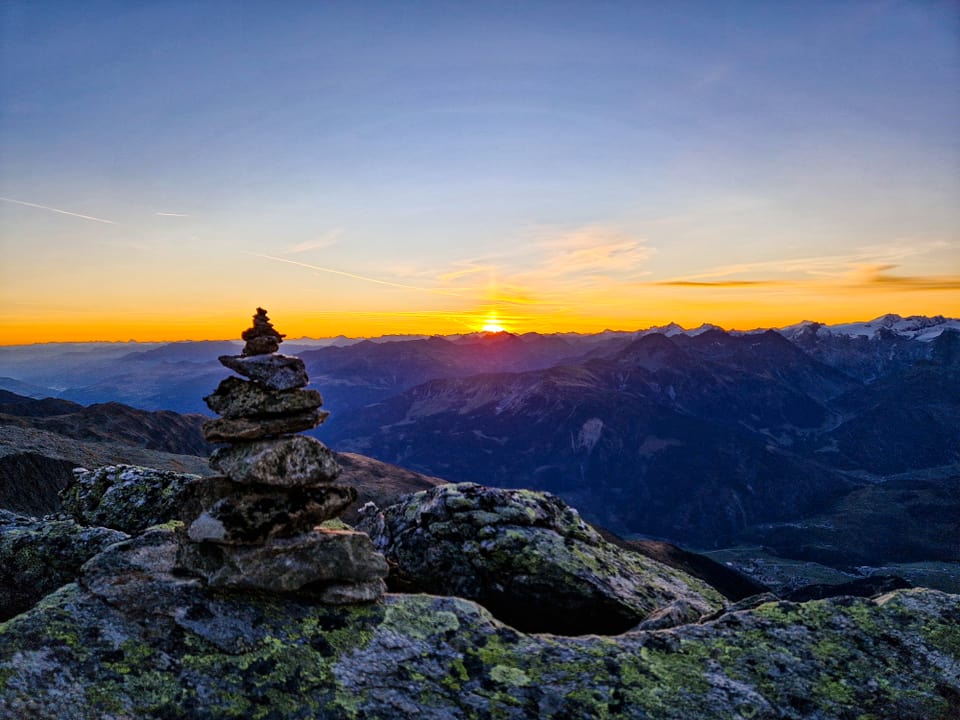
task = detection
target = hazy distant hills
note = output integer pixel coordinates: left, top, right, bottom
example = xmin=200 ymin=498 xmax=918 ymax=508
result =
xmin=297 ymin=332 xmax=589 ymax=418
xmin=2 ymin=313 xmax=954 ymax=419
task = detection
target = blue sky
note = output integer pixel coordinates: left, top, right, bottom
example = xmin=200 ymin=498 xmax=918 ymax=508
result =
xmin=1 ymin=1 xmax=958 ymax=340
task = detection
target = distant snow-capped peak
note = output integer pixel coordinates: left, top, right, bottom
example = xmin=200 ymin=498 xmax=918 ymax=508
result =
xmin=638 ymin=322 xmax=723 ymax=338
xmin=780 ymin=314 xmax=960 ymax=342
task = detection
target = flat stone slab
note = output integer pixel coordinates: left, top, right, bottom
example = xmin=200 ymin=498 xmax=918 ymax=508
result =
xmin=181 ymin=476 xmax=357 ymax=544
xmin=176 ymin=528 xmax=388 ymax=592
xmin=204 ymin=376 xmax=323 ymax=418
xmin=219 ymin=354 xmax=308 ymax=391
xmin=313 ymin=579 xmax=386 ymax=604
xmin=210 ymin=435 xmax=341 ymax=486
xmin=202 ymin=411 xmax=328 ymax=443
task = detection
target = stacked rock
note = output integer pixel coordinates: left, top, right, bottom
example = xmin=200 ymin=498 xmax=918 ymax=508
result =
xmin=175 ymin=308 xmax=388 ymax=603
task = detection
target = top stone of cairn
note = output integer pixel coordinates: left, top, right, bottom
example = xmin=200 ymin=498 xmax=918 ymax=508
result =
xmin=241 ymin=307 xmax=286 ymax=356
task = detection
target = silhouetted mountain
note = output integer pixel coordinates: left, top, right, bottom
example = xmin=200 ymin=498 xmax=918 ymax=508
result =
xmin=0 ymin=341 xmax=228 ymax=414
xmin=0 ymin=377 xmax=57 ymax=399
xmin=324 ymin=325 xmax=958 ymax=568
xmin=0 ymin=392 xmax=211 ymax=456
xmin=325 ymin=332 xmax=865 ymax=546
xmin=0 ymin=316 xmax=956 ymax=582
xmin=299 ymin=332 xmax=586 ymax=424
xmin=119 ymin=340 xmax=241 ymax=363
xmin=0 ymin=390 xmax=83 ymax=417
xmin=1 ymin=315 xmax=954 ymax=415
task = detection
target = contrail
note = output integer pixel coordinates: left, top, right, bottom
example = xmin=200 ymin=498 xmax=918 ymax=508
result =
xmin=155 ymin=211 xmax=190 ymax=217
xmin=243 ymin=252 xmax=464 ymax=297
xmin=0 ymin=196 xmax=116 ymax=224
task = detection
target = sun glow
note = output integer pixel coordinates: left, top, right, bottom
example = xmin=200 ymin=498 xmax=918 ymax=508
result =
xmin=480 ymin=312 xmax=508 ymax=333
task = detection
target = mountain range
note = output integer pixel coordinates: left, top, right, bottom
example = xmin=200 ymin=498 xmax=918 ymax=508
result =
xmin=1 ymin=313 xmax=957 ymax=592
xmin=325 ymin=327 xmax=958 ymax=545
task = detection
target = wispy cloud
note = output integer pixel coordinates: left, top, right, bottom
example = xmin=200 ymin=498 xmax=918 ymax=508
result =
xmin=848 ymin=264 xmax=960 ymax=291
xmin=415 ymin=225 xmax=659 ymax=316
xmin=243 ymin=251 xmax=463 ymax=297
xmin=0 ymin=196 xmax=115 ymax=225
xmin=155 ymin=211 xmax=190 ymax=217
xmin=330 ymin=225 xmax=653 ymax=328
xmin=659 ymin=242 xmax=949 ymax=285
xmin=536 ymin=226 xmax=655 ymax=280
xmin=435 ymin=226 xmax=655 ymax=284
xmin=437 ymin=262 xmax=498 ymax=284
xmin=283 ymin=230 xmax=343 ymax=255
xmin=658 ymin=280 xmax=779 ymax=287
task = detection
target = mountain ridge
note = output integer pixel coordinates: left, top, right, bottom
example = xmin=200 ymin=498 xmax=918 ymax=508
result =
xmin=0 ymin=314 xmax=956 ymax=593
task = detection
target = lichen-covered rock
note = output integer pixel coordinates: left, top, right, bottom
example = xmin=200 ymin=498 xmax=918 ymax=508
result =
xmin=0 ymin=511 xmax=126 ymax=621
xmin=219 ymin=353 xmax=308 ymax=390
xmin=0 ymin=527 xmax=957 ymax=720
xmin=176 ymin=527 xmax=388 ymax=593
xmin=209 ymin=435 xmax=341 ymax=486
xmin=59 ymin=464 xmax=198 ymax=534
xmin=180 ymin=476 xmax=357 ymax=544
xmin=82 ymin=524 xmax=199 ymax=617
xmin=202 ymin=410 xmax=328 ymax=442
xmin=204 ymin=376 xmax=323 ymax=418
xmin=357 ymin=483 xmax=725 ymax=634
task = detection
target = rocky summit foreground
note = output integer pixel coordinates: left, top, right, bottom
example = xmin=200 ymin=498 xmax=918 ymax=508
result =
xmin=0 ymin=526 xmax=958 ymax=719
xmin=0 ymin=309 xmax=958 ymax=718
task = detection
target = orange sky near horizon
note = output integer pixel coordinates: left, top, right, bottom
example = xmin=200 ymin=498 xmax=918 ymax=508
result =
xmin=3 ymin=218 xmax=958 ymax=345
xmin=3 ymin=281 xmax=957 ymax=345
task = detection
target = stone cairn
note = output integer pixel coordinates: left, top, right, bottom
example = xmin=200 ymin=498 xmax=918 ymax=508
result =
xmin=175 ymin=308 xmax=388 ymax=603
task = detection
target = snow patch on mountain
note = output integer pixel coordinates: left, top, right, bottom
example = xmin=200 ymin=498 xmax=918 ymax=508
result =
xmin=779 ymin=314 xmax=960 ymax=342
xmin=638 ymin=323 xmax=723 ymax=338
xmin=574 ymin=418 xmax=604 ymax=453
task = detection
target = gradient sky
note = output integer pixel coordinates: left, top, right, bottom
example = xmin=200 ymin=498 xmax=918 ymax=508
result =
xmin=1 ymin=1 xmax=958 ymax=343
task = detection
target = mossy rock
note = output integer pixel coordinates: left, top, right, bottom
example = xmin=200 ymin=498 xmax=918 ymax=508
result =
xmin=0 ymin=528 xmax=958 ymax=719
xmin=358 ymin=483 xmax=724 ymax=634
xmin=0 ymin=511 xmax=127 ymax=621
xmin=60 ymin=464 xmax=199 ymax=533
